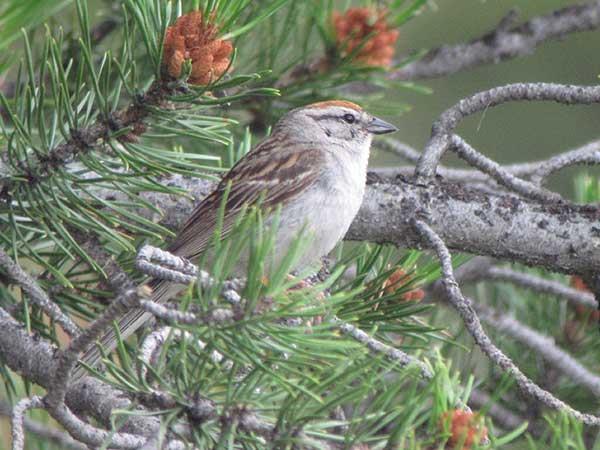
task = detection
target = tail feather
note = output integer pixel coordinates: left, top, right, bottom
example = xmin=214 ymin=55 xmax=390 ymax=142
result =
xmin=71 ymin=279 xmax=183 ymax=381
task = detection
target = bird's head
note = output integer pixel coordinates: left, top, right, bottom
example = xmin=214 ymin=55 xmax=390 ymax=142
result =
xmin=276 ymin=100 xmax=397 ymax=151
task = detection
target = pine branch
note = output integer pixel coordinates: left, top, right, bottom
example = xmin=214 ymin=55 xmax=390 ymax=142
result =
xmin=0 ymin=80 xmax=171 ymax=198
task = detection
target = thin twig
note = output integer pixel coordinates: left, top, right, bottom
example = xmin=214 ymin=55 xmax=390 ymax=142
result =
xmin=45 ymin=284 xmax=140 ymax=408
xmin=11 ymin=396 xmax=43 ymax=450
xmin=476 ymin=266 xmax=597 ymax=309
xmin=140 ymin=300 xmax=233 ymax=325
xmin=0 ymin=248 xmax=79 ymax=337
xmin=375 ymin=138 xmax=422 ymax=163
xmin=415 ymin=83 xmax=600 ymax=184
xmin=476 ymin=303 xmax=600 ymax=397
xmin=333 ymin=318 xmax=432 ymax=378
xmin=139 ymin=326 xmax=227 ymax=381
xmin=391 ymin=2 xmax=600 ymax=80
xmin=0 ymin=398 xmax=85 ymax=450
xmin=0 ymin=305 xmax=161 ymax=444
xmin=374 ymin=137 xmax=600 ymax=186
xmin=136 ymin=245 xmax=242 ymax=305
xmin=48 ymin=403 xmax=145 ymax=449
xmin=412 ymin=219 xmax=600 ymax=426
xmin=449 ymin=135 xmax=563 ymax=203
xmin=530 ymin=139 xmax=600 ymax=184
xmin=580 ymin=273 xmax=600 ymax=332
xmin=139 ymin=248 xmax=432 ymax=379
xmin=40 ymin=280 xmax=146 ymax=448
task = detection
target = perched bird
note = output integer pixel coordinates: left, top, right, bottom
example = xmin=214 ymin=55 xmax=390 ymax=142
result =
xmin=75 ymin=100 xmax=396 ymax=378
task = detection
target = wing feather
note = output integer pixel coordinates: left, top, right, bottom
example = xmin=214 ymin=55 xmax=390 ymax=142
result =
xmin=168 ymin=136 xmax=324 ymax=259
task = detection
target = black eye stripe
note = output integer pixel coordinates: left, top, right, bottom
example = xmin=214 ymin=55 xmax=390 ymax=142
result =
xmin=306 ymin=112 xmax=358 ymax=124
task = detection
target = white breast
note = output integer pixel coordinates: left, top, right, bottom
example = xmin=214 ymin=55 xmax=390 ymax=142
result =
xmin=274 ymin=141 xmax=371 ymax=271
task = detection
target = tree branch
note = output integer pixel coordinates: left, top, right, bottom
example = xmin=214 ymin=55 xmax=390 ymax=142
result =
xmin=0 ymin=399 xmax=85 ymax=450
xmin=476 ymin=303 xmax=600 ymax=397
xmin=0 ymin=307 xmax=161 ymax=446
xmin=415 ymin=83 xmax=600 ymax=184
xmin=349 ymin=176 xmax=600 ymax=275
xmin=391 ymin=1 xmax=600 ymax=81
xmin=11 ymin=396 xmax=43 ymax=450
xmin=375 ymin=137 xmax=600 ymax=186
xmin=0 ymin=248 xmax=79 ymax=337
xmin=473 ymin=266 xmax=597 ymax=309
xmin=530 ymin=139 xmax=600 ymax=184
xmin=448 ymin=135 xmax=562 ymax=202
xmin=412 ymin=219 xmax=600 ymax=426
xmin=333 ymin=318 xmax=432 ymax=378
xmin=99 ymin=172 xmax=600 ymax=277
xmin=45 ymin=283 xmax=140 ymax=409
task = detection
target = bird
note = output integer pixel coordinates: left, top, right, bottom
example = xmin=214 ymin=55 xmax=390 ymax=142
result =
xmin=74 ymin=100 xmax=397 ymax=379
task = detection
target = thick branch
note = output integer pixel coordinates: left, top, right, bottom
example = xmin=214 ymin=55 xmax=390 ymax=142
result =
xmin=391 ymin=2 xmax=600 ymax=81
xmin=0 ymin=307 xmax=160 ymax=441
xmin=348 ymin=177 xmax=600 ymax=275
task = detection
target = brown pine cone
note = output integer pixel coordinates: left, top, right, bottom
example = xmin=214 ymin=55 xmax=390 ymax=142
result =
xmin=440 ymin=410 xmax=488 ymax=450
xmin=162 ymin=11 xmax=233 ymax=85
xmin=332 ymin=7 xmax=399 ymax=67
xmin=381 ymin=267 xmax=425 ymax=303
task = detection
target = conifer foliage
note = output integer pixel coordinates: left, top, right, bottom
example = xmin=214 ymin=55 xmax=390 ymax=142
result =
xmin=0 ymin=1 xmax=598 ymax=449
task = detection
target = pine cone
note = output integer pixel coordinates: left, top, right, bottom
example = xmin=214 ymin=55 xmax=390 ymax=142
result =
xmin=440 ymin=410 xmax=488 ymax=450
xmin=381 ymin=267 xmax=425 ymax=302
xmin=162 ymin=11 xmax=233 ymax=85
xmin=332 ymin=7 xmax=399 ymax=67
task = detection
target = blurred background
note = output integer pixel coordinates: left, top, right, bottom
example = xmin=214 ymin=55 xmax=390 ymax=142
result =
xmin=372 ymin=0 xmax=600 ymax=197
xmin=1 ymin=1 xmax=599 ymax=448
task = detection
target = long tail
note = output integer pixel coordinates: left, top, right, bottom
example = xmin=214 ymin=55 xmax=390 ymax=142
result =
xmin=71 ymin=279 xmax=183 ymax=381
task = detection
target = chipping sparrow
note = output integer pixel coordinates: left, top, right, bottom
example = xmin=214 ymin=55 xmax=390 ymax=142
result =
xmin=75 ymin=100 xmax=396 ymax=377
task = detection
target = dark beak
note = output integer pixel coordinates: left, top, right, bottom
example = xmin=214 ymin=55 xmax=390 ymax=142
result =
xmin=367 ymin=116 xmax=398 ymax=135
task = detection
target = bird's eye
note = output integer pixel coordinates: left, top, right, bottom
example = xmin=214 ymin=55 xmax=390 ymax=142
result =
xmin=343 ymin=113 xmax=356 ymax=124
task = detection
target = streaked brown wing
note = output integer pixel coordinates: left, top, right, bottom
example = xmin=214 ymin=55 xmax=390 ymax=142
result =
xmin=167 ymin=135 xmax=324 ymax=259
